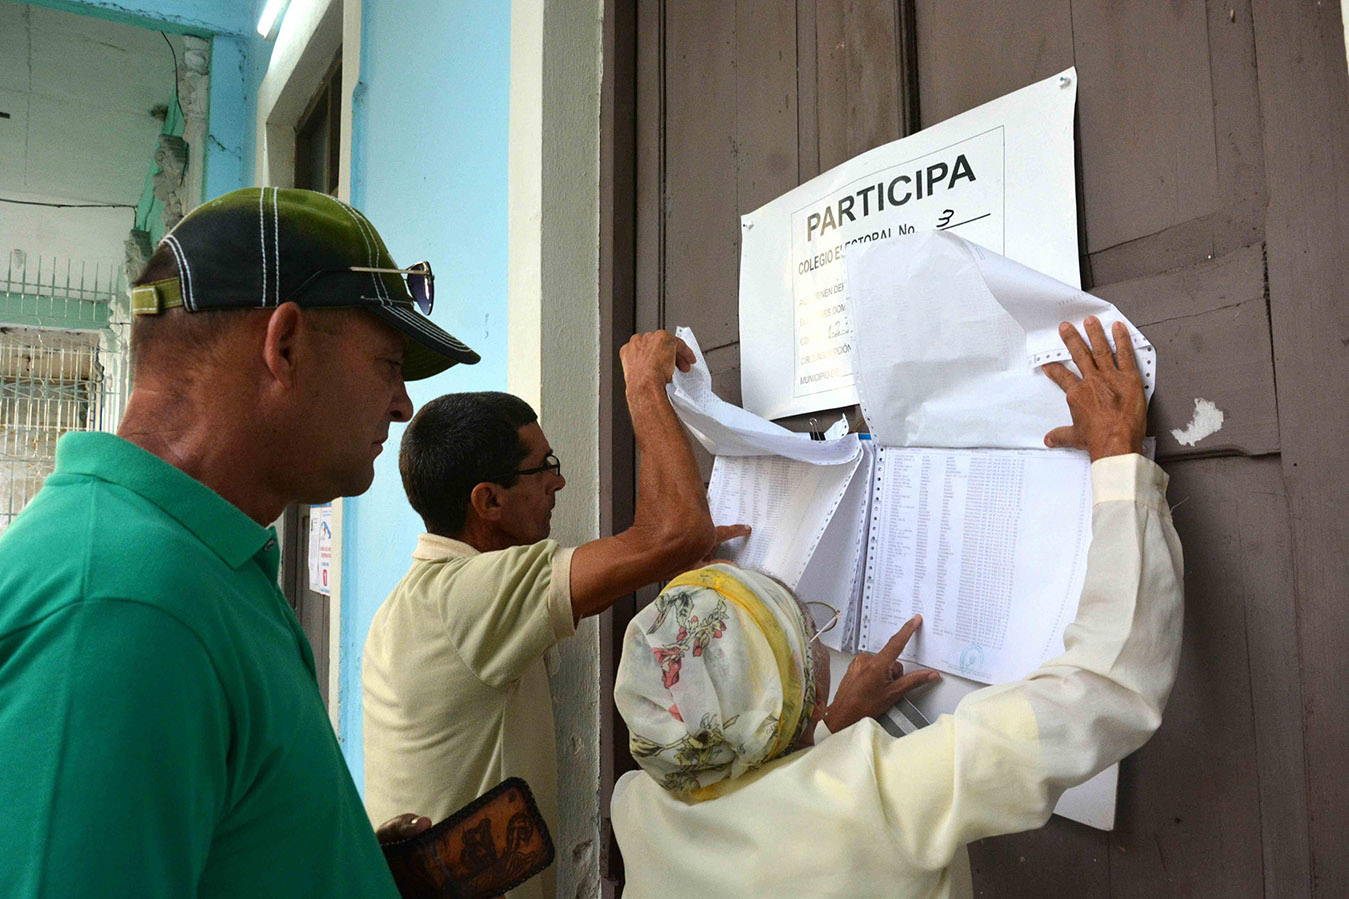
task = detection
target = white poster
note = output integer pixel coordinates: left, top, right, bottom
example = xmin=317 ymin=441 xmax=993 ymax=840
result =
xmin=739 ymin=68 xmax=1080 ymax=420
xmin=307 ymin=502 xmax=333 ymax=596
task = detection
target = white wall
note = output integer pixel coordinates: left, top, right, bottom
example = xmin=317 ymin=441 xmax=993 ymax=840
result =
xmin=1343 ymin=0 xmax=1349 ymax=77
xmin=510 ymin=0 xmax=603 ymax=895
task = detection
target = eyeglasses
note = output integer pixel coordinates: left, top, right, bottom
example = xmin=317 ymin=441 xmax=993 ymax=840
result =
xmin=348 ymin=261 xmax=434 ymax=315
xmin=284 ymin=261 xmax=435 ymax=315
xmin=493 ymin=452 xmax=562 ymax=483
xmin=804 ymin=601 xmax=840 ymax=645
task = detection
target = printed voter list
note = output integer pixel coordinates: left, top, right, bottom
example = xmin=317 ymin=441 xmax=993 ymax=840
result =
xmin=739 ymin=67 xmax=1081 ymax=421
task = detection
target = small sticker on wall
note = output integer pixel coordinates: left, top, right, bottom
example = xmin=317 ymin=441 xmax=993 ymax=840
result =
xmin=307 ymin=503 xmax=333 ymax=596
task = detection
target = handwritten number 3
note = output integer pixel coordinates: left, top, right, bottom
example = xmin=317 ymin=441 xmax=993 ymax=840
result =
xmin=937 ymin=209 xmax=954 ymax=228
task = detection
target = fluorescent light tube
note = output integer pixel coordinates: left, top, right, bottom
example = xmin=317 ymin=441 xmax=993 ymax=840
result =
xmin=256 ymin=0 xmax=290 ymax=39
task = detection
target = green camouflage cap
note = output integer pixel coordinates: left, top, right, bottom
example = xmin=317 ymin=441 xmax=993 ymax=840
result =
xmin=130 ymin=187 xmax=479 ymax=380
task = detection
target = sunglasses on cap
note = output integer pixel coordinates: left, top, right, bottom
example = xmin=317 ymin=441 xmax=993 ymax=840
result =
xmin=348 ymin=261 xmax=434 ymax=314
xmin=283 ymin=261 xmax=435 ymax=315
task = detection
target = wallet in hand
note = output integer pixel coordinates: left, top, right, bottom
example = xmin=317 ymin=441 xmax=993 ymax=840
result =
xmin=380 ymin=777 xmax=555 ymax=899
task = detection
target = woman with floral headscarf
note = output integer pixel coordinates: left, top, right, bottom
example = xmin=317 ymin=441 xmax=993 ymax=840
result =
xmin=610 ymin=319 xmax=1183 ymax=897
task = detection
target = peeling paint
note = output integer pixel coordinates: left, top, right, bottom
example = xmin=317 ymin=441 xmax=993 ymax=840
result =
xmin=570 ymin=838 xmax=598 ymax=898
xmin=1170 ymin=398 xmax=1225 ymax=447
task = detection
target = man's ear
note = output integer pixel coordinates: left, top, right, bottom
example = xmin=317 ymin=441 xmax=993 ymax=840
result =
xmin=262 ymin=302 xmax=305 ymax=387
xmin=468 ymin=481 xmax=506 ymax=523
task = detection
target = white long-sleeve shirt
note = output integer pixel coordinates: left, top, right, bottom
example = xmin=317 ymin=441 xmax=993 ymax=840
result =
xmin=612 ymin=454 xmax=1183 ymax=898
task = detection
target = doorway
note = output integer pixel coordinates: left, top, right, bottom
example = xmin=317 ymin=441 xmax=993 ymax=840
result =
xmin=277 ymin=50 xmax=343 ymax=709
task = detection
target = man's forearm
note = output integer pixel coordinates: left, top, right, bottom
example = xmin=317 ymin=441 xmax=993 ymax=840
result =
xmin=626 ymin=381 xmax=713 ymax=543
xmin=567 ymin=381 xmax=715 ymax=620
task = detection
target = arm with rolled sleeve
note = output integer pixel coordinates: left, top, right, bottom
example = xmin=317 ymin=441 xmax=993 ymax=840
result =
xmin=871 ymin=453 xmax=1183 ymax=869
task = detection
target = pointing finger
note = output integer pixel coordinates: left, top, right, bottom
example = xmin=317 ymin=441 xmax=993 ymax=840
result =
xmin=878 ymin=614 xmax=922 ymax=664
xmin=713 ymin=524 xmax=751 ymax=543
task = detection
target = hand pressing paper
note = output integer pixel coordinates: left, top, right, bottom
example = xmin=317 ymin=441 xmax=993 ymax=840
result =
xmin=844 ymin=230 xmax=1155 ymax=449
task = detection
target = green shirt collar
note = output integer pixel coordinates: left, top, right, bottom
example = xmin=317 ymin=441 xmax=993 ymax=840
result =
xmin=54 ymin=432 xmax=280 ymax=574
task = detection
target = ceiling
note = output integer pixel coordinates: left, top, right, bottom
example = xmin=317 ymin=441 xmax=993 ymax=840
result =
xmin=0 ymin=2 xmax=184 ymax=206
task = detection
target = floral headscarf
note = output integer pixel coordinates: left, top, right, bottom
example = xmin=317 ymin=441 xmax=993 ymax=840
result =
xmin=614 ymin=564 xmax=817 ymax=799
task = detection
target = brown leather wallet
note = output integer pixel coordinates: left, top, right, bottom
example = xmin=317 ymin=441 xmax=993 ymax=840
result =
xmin=380 ymin=778 xmax=555 ymax=899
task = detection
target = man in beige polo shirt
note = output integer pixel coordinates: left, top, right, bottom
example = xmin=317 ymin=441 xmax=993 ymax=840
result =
xmin=362 ymin=331 xmax=743 ymax=896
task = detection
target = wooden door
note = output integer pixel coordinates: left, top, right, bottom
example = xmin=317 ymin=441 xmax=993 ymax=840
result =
xmin=601 ymin=1 xmax=1349 ymax=895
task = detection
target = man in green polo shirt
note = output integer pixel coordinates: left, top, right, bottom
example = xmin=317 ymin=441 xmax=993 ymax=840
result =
xmin=0 ymin=188 xmax=477 ymax=896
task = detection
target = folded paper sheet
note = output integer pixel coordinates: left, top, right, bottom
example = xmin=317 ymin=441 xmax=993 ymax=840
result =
xmin=671 ymin=331 xmax=870 ymax=652
xmin=675 ymin=261 xmax=1147 ymax=828
xmin=667 ymin=329 xmax=859 ymax=465
xmin=673 ymin=232 xmax=1157 ymax=677
xmin=845 ymin=230 xmax=1155 ymax=448
xmin=706 ymin=447 xmax=872 ymax=654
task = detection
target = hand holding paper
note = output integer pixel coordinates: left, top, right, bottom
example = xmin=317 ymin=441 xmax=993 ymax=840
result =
xmin=844 ymin=230 xmax=1155 ymax=450
xmin=620 ymin=329 xmax=694 ymax=392
xmin=667 ymin=328 xmax=860 ymax=465
xmin=1042 ymin=317 xmax=1148 ymax=461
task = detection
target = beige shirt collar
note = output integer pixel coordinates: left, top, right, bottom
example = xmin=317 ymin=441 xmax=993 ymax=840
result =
xmin=412 ymin=533 xmax=480 ymax=561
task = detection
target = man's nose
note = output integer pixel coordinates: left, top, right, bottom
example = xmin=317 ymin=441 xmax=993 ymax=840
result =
xmin=551 ymin=473 xmax=566 ymax=494
xmin=390 ymin=380 xmax=414 ymax=422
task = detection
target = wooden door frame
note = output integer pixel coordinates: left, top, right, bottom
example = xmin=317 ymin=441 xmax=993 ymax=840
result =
xmin=1250 ymin=3 xmax=1349 ymax=892
xmin=597 ymin=0 xmax=637 ymax=892
xmin=279 ymin=503 xmax=330 ymax=707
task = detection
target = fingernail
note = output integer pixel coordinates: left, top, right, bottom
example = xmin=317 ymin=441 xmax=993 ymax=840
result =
xmin=1059 ymin=322 xmax=1071 ymax=332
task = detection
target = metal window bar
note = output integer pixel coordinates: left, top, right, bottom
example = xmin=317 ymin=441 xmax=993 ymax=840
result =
xmin=0 ymin=253 xmax=131 ymax=534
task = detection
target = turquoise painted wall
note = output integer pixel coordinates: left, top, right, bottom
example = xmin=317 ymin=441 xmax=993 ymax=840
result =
xmin=204 ymin=33 xmax=256 ymax=201
xmin=339 ymin=1 xmax=512 ymax=789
